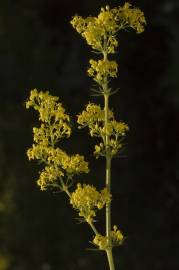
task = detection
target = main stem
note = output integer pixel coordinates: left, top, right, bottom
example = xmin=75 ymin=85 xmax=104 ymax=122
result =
xmin=104 ymin=93 xmax=115 ymax=270
xmin=104 ymin=94 xmax=111 ymax=238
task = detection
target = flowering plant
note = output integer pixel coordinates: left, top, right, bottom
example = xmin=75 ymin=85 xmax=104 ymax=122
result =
xmin=26 ymin=3 xmax=146 ymax=270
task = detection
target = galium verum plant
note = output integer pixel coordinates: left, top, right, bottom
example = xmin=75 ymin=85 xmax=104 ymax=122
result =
xmin=26 ymin=3 xmax=146 ymax=270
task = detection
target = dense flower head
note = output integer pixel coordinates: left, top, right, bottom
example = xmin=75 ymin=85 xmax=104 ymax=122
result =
xmin=93 ymin=234 xmax=108 ymax=250
xmin=70 ymin=183 xmax=111 ymax=222
xmin=71 ymin=3 xmax=146 ymax=53
xmin=88 ymin=59 xmax=118 ymax=85
xmin=60 ymin=154 xmax=89 ymax=175
xmin=93 ymin=225 xmax=123 ymax=250
xmin=120 ymin=2 xmax=146 ymax=34
xmin=77 ymin=103 xmax=129 ymax=157
xmin=29 ymin=146 xmax=89 ymax=190
xmin=111 ymin=225 xmax=124 ymax=246
xmin=46 ymin=148 xmax=89 ymax=176
xmin=77 ymin=103 xmax=113 ymax=134
xmin=26 ymin=89 xmax=70 ymax=124
xmin=94 ymin=139 xmax=122 ymax=158
xmin=100 ymin=120 xmax=129 ymax=138
xmin=26 ymin=89 xmax=71 ymax=144
xmin=37 ymin=165 xmax=64 ymax=191
xmin=27 ymin=144 xmax=89 ymax=190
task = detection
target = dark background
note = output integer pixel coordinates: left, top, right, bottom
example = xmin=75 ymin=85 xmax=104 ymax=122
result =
xmin=0 ymin=0 xmax=178 ymax=269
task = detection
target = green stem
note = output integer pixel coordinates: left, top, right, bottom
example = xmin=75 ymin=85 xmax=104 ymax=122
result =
xmin=64 ymin=188 xmax=71 ymax=198
xmin=104 ymin=93 xmax=115 ymax=270
xmin=104 ymin=94 xmax=111 ymax=239
xmin=106 ymin=155 xmax=111 ymax=240
xmin=88 ymin=221 xmax=99 ymax=235
xmin=106 ymin=248 xmax=115 ymax=270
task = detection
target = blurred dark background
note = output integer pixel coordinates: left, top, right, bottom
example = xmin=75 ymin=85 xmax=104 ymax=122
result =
xmin=0 ymin=0 xmax=178 ymax=269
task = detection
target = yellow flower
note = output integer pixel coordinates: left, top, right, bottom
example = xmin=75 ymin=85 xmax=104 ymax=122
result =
xmin=88 ymin=59 xmax=118 ymax=84
xmin=70 ymin=183 xmax=100 ymax=222
xmin=93 ymin=225 xmax=124 ymax=250
xmin=70 ymin=183 xmax=111 ymax=222
xmin=26 ymin=90 xmax=89 ymax=190
xmin=111 ymin=120 xmax=129 ymax=136
xmin=71 ymin=3 xmax=146 ymax=53
xmin=94 ymin=143 xmax=105 ymax=158
xmin=77 ymin=103 xmax=129 ymax=157
xmin=61 ymin=154 xmax=89 ymax=175
xmin=100 ymin=187 xmax=111 ymax=205
xmin=93 ymin=234 xmax=108 ymax=250
xmin=26 ymin=89 xmax=61 ymax=122
xmin=111 ymin=225 xmax=124 ymax=246
xmin=120 ymin=3 xmax=146 ymax=34
xmin=26 ymin=89 xmax=71 ymax=143
xmin=27 ymin=144 xmax=52 ymax=161
xmin=77 ymin=103 xmax=105 ymax=125
xmin=37 ymin=166 xmax=64 ymax=191
xmin=77 ymin=103 xmax=114 ymax=137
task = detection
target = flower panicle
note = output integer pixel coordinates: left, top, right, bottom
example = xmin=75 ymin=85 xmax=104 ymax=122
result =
xmin=26 ymin=89 xmax=89 ymax=191
xmin=71 ymin=3 xmax=146 ymax=53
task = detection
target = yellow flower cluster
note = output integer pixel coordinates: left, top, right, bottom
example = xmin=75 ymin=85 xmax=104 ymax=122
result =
xmin=26 ymin=89 xmax=70 ymax=125
xmin=27 ymin=144 xmax=50 ymax=161
xmin=71 ymin=3 xmax=146 ymax=53
xmin=93 ymin=225 xmax=123 ymax=250
xmin=77 ymin=103 xmax=129 ymax=157
xmin=93 ymin=234 xmax=108 ymax=250
xmin=77 ymin=103 xmax=113 ymax=135
xmin=37 ymin=165 xmax=64 ymax=190
xmin=121 ymin=3 xmax=146 ymax=34
xmin=100 ymin=120 xmax=129 ymax=138
xmin=60 ymin=154 xmax=89 ymax=176
xmin=88 ymin=59 xmax=118 ymax=84
xmin=94 ymin=139 xmax=123 ymax=157
xmin=111 ymin=225 xmax=124 ymax=246
xmin=26 ymin=89 xmax=71 ymax=144
xmin=29 ymin=147 xmax=89 ymax=190
xmin=26 ymin=89 xmax=89 ymax=190
xmin=70 ymin=183 xmax=111 ymax=223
